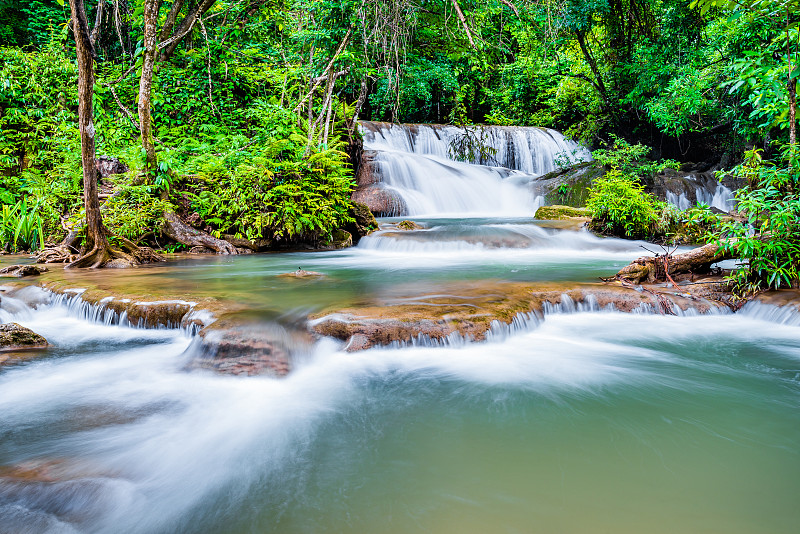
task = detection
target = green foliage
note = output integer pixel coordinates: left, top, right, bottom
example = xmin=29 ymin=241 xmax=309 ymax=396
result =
xmin=102 ymin=185 xmax=171 ymax=242
xmin=180 ymin=111 xmax=355 ymax=243
xmin=592 ymin=136 xmax=680 ymax=176
xmin=586 ymin=170 xmax=667 ymax=239
xmin=713 ymin=148 xmax=800 ymax=292
xmin=0 ymin=198 xmax=45 ymax=252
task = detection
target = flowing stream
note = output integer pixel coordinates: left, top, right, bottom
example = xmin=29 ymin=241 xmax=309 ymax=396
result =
xmin=1 ymin=127 xmax=799 ymax=534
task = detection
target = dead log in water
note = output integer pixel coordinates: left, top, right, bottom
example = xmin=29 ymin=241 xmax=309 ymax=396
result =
xmin=615 ymin=242 xmax=734 ymax=284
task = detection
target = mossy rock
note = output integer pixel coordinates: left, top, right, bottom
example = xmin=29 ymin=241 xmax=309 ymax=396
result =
xmin=321 ymin=229 xmax=353 ymax=250
xmin=535 ymin=205 xmax=591 ymax=220
xmin=0 ymin=323 xmax=48 ymax=350
xmin=396 ymin=220 xmax=422 ymax=230
xmin=536 ymin=161 xmax=608 ymax=207
xmin=348 ymin=202 xmax=379 ymax=238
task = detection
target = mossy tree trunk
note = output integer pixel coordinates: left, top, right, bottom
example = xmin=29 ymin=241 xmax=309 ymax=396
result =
xmin=138 ymin=0 xmax=160 ymax=177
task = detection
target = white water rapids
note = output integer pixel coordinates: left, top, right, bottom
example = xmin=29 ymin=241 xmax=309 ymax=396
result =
xmin=1 ymin=289 xmax=800 ymax=533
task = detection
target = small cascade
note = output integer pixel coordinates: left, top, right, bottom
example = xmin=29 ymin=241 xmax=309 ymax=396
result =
xmin=697 ymin=182 xmax=735 ymax=211
xmin=665 ymin=175 xmax=736 ymax=212
xmin=0 ymin=286 xmax=208 ymax=335
xmin=358 ymin=121 xmax=591 ymax=217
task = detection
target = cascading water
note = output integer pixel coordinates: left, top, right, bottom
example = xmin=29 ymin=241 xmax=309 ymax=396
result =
xmin=665 ymin=175 xmax=736 ymax=212
xmin=359 ymin=122 xmax=591 ymax=217
xmin=0 ymin=121 xmax=796 ymax=534
xmin=1 ymin=284 xmax=800 ymax=534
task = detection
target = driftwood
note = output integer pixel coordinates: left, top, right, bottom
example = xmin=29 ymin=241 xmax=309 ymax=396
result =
xmin=163 ymin=212 xmax=237 ymax=254
xmin=615 ymin=242 xmax=734 ymax=284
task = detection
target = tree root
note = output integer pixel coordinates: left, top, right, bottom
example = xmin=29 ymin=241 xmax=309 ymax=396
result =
xmin=67 ymin=244 xmax=135 ymax=269
xmin=36 ymin=244 xmax=80 ymax=264
xmin=163 ymin=211 xmax=237 ymax=254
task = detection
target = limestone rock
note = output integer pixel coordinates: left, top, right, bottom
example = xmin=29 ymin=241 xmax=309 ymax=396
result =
xmin=95 ymin=155 xmax=128 ymax=178
xmin=346 ymin=202 xmax=379 ymax=239
xmin=355 ymin=150 xmax=382 ymax=186
xmin=320 ymin=229 xmax=353 ymax=250
xmin=187 ymin=326 xmax=311 ymax=376
xmin=352 ymin=185 xmax=408 ymax=216
xmin=0 ymin=323 xmax=48 ymax=351
xmin=396 ymin=220 xmax=422 ymax=230
xmin=278 ymin=268 xmax=325 ymax=279
xmin=535 ymin=205 xmax=591 ymax=220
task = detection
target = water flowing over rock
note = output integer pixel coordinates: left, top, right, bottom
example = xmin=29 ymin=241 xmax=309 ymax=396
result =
xmin=355 ymin=121 xmax=592 ymax=217
xmin=652 ymin=168 xmax=737 ymax=212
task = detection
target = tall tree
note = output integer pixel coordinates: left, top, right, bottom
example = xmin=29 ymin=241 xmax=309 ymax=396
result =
xmin=692 ymin=0 xmax=799 ymax=151
xmin=65 ymin=0 xmax=150 ymax=267
xmin=138 ymin=0 xmax=160 ymax=176
xmin=137 ymin=0 xmax=218 ymax=176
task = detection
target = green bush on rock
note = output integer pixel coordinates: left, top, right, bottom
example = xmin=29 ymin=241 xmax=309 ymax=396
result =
xmin=586 ymin=170 xmax=677 ymax=239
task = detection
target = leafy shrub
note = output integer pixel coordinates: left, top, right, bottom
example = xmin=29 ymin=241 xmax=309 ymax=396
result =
xmin=586 ymin=170 xmax=666 ymax=239
xmin=102 ymin=186 xmax=171 ymax=242
xmin=184 ymin=130 xmax=355 ymax=244
xmin=714 ymin=148 xmax=799 ymax=292
xmin=0 ymin=198 xmax=45 ymax=252
xmin=592 ymin=136 xmax=679 ymax=176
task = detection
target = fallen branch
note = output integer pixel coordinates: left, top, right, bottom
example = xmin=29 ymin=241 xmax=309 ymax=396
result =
xmin=615 ymin=242 xmax=734 ymax=284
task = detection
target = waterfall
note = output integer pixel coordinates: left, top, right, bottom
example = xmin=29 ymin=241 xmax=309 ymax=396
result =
xmin=666 ymin=182 xmax=736 ymax=212
xmin=358 ymin=121 xmax=591 ymax=217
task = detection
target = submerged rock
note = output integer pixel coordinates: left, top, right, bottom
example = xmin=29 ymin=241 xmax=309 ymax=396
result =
xmin=396 ymin=220 xmax=422 ymax=230
xmin=0 ymin=265 xmax=48 ymax=277
xmin=278 ymin=268 xmax=326 ymax=279
xmin=0 ymin=323 xmax=48 ymax=351
xmin=311 ymin=281 xmax=728 ymax=351
xmin=187 ymin=324 xmax=312 ymax=377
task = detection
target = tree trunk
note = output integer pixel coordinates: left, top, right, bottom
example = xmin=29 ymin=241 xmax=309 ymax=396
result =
xmin=788 ymin=74 xmax=797 ymax=149
xmin=66 ymin=0 xmax=131 ymax=268
xmin=163 ymin=212 xmax=238 ymax=254
xmin=451 ymin=0 xmax=475 ymax=48
xmin=574 ymin=29 xmax=610 ymax=104
xmin=159 ymin=0 xmax=185 ymax=41
xmin=615 ymin=242 xmax=733 ymax=284
xmin=138 ymin=0 xmax=160 ymax=177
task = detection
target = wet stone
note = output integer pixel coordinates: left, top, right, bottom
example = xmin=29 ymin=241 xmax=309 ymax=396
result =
xmin=0 ymin=323 xmax=48 ymax=351
xmin=0 ymin=265 xmax=48 ymax=277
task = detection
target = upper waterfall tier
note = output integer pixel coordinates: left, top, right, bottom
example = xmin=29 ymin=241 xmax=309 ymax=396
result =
xmin=356 ymin=122 xmax=592 ymax=217
xmin=360 ymin=121 xmax=591 ymax=175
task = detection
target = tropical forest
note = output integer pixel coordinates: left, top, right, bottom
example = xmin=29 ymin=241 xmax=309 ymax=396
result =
xmin=0 ymin=0 xmax=798 ymax=532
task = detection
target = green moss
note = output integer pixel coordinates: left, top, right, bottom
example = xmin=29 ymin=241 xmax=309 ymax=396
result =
xmin=535 ymin=205 xmax=591 ymax=220
xmin=397 ymin=220 xmax=422 ymax=230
